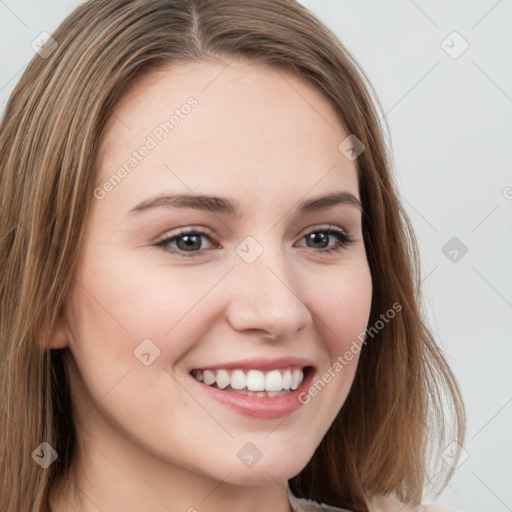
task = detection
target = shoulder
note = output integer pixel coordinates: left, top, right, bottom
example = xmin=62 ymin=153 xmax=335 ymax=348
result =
xmin=288 ymin=487 xmax=353 ymax=512
xmin=288 ymin=488 xmax=455 ymax=512
xmin=289 ymin=495 xmax=351 ymax=512
xmin=367 ymin=494 xmax=457 ymax=512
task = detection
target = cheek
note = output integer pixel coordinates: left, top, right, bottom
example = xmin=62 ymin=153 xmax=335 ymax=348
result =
xmin=69 ymin=246 xmax=224 ymax=355
xmin=289 ymin=264 xmax=372 ymax=444
xmin=65 ymin=260 xmax=217 ymax=438
xmin=307 ymin=264 xmax=373 ymax=356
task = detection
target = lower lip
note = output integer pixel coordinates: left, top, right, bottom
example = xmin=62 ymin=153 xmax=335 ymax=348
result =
xmin=192 ymin=369 xmax=315 ymax=419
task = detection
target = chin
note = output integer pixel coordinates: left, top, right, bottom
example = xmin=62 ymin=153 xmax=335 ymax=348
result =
xmin=223 ymin=468 xmax=297 ymax=487
xmin=224 ymin=451 xmax=313 ymax=487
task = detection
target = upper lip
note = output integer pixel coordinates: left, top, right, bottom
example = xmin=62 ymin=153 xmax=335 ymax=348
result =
xmin=190 ymin=356 xmax=315 ymax=372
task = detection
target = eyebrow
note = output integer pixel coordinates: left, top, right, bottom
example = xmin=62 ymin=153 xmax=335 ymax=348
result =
xmin=128 ymin=191 xmax=363 ymax=218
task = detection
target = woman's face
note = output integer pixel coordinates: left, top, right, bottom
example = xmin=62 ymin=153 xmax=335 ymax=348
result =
xmin=57 ymin=60 xmax=372 ymax=492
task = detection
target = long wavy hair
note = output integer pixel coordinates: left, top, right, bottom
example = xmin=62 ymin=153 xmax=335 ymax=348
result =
xmin=0 ymin=1 xmax=465 ymax=510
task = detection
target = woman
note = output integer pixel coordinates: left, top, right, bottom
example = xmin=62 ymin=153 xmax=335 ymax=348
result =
xmin=0 ymin=1 xmax=465 ymax=511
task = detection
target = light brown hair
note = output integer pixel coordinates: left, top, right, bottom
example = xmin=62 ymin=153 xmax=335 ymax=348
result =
xmin=0 ymin=1 xmax=465 ymax=510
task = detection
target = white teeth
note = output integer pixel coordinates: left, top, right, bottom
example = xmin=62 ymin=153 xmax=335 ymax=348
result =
xmin=267 ymin=390 xmax=289 ymax=397
xmin=231 ymin=389 xmax=290 ymax=397
xmin=192 ymin=366 xmax=306 ymax=394
xmin=230 ymin=369 xmax=246 ymax=390
xmin=282 ymin=369 xmax=292 ymax=390
xmin=203 ymin=370 xmax=215 ymax=386
xmin=215 ymin=369 xmax=230 ymax=390
xmin=264 ymin=370 xmax=283 ymax=392
xmin=246 ymin=370 xmax=265 ymax=391
xmin=290 ymin=368 xmax=303 ymax=390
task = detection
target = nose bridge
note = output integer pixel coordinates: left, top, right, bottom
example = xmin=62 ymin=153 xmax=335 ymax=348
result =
xmin=226 ymin=235 xmax=310 ymax=336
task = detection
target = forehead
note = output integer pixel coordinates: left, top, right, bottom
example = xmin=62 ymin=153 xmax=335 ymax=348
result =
xmin=95 ymin=60 xmax=359 ymax=207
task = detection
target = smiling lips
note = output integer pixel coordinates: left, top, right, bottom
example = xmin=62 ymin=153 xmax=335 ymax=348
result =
xmin=190 ymin=358 xmax=315 ymax=418
xmin=191 ymin=367 xmax=305 ymax=397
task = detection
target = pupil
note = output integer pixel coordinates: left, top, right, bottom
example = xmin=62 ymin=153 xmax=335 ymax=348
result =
xmin=178 ymin=234 xmax=201 ymax=251
xmin=308 ymin=232 xmax=328 ymax=248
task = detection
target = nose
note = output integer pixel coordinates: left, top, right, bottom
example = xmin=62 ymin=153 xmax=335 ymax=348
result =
xmin=225 ymin=244 xmax=311 ymax=340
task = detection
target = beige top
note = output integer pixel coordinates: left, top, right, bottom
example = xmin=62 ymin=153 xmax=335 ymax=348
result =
xmin=287 ymin=486 xmax=455 ymax=512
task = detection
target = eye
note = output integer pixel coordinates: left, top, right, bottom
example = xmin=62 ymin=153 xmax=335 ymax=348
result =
xmin=295 ymin=226 xmax=355 ymax=254
xmin=155 ymin=228 xmax=216 ymax=258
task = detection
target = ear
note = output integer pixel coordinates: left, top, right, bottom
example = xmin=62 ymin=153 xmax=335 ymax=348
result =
xmin=46 ymin=305 xmax=70 ymax=350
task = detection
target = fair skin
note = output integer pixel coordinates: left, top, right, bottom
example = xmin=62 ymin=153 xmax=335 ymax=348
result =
xmin=49 ymin=59 xmax=372 ymax=512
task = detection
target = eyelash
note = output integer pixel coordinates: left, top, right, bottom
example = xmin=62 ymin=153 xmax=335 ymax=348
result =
xmin=155 ymin=226 xmax=355 ymax=258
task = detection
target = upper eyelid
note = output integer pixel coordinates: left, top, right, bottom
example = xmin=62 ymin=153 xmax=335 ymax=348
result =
xmin=155 ymin=225 xmax=217 ymax=244
xmin=296 ymin=224 xmax=349 ymax=239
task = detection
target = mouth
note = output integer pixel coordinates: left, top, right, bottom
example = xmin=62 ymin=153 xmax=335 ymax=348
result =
xmin=188 ymin=360 xmax=315 ymax=419
xmin=190 ymin=366 xmax=311 ymax=398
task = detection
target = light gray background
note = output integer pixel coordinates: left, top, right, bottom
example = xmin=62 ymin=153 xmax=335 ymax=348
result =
xmin=1 ymin=1 xmax=511 ymax=511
